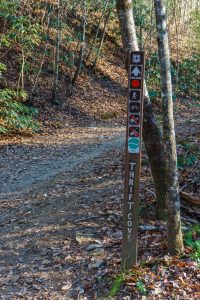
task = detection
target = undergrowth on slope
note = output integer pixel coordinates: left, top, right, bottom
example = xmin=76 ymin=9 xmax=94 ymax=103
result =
xmin=0 ymin=62 xmax=38 ymax=134
xmin=184 ymin=224 xmax=200 ymax=263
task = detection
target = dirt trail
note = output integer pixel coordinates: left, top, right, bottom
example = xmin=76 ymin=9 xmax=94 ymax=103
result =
xmin=0 ymin=113 xmax=199 ymax=299
xmin=0 ymin=125 xmax=125 ymax=197
xmin=0 ymin=125 xmax=125 ymax=300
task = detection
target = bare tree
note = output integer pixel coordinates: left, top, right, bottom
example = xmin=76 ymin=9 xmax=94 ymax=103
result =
xmin=154 ymin=0 xmax=184 ymax=254
xmin=52 ymin=0 xmax=61 ymax=105
xmin=72 ymin=0 xmax=87 ymax=85
xmin=116 ymin=0 xmax=167 ymax=219
xmin=86 ymin=0 xmax=110 ymax=64
xmin=92 ymin=8 xmax=111 ymax=70
xmin=31 ymin=11 xmax=51 ymax=97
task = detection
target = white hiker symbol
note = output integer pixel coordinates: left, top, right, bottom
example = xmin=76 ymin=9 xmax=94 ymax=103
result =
xmin=132 ymin=66 xmax=141 ymax=77
xmin=132 ymin=92 xmax=138 ymax=100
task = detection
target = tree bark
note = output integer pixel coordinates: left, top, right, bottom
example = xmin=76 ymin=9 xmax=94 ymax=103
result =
xmin=52 ymin=0 xmax=61 ymax=105
xmin=72 ymin=0 xmax=86 ymax=85
xmin=154 ymin=0 xmax=183 ymax=254
xmin=116 ymin=0 xmax=167 ymax=219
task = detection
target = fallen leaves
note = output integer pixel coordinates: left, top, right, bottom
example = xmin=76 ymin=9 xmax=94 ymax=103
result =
xmin=61 ymin=282 xmax=72 ymax=291
xmin=122 ymin=257 xmax=200 ymax=299
xmin=0 ymin=103 xmax=199 ymax=299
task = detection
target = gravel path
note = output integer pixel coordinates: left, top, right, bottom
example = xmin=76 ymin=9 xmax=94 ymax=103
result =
xmin=0 ymin=125 xmax=125 ymax=197
xmin=0 ymin=125 xmax=125 ymax=299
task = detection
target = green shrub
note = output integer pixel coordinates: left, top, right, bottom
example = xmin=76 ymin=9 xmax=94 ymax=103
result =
xmin=136 ymin=280 xmax=147 ymax=295
xmin=0 ymin=88 xmax=38 ymax=134
xmin=184 ymin=225 xmax=200 ymax=262
xmin=108 ymin=273 xmax=125 ymax=297
xmin=177 ymin=54 xmax=200 ymax=97
xmin=178 ymin=154 xmax=198 ymax=169
xmin=146 ymin=51 xmax=200 ymax=101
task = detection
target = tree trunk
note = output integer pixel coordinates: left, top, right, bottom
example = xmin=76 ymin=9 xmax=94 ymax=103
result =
xmin=31 ymin=13 xmax=51 ymax=97
xmin=86 ymin=0 xmax=110 ymax=64
xmin=154 ymin=0 xmax=184 ymax=254
xmin=52 ymin=0 xmax=61 ymax=105
xmin=92 ymin=9 xmax=111 ymax=70
xmin=72 ymin=0 xmax=86 ymax=85
xmin=116 ymin=0 xmax=167 ymax=219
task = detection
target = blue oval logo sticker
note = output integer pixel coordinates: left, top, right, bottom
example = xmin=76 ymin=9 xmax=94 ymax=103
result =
xmin=128 ymin=137 xmax=140 ymax=153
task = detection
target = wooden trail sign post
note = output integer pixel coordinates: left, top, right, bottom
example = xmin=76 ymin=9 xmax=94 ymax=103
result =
xmin=122 ymin=51 xmax=145 ymax=269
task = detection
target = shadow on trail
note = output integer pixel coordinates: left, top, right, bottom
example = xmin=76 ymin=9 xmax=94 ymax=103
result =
xmin=0 ymin=144 xmax=124 ymax=299
xmin=0 ymin=126 xmax=125 ymax=196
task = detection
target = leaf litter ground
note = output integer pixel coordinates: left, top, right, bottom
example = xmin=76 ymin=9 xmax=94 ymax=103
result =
xmin=0 ymin=55 xmax=199 ymax=299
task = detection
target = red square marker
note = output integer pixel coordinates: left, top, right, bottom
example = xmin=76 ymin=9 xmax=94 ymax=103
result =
xmin=130 ymin=79 xmax=141 ymax=89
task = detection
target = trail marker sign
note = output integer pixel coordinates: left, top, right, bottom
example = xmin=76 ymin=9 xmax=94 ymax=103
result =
xmin=122 ymin=51 xmax=145 ymax=269
xmin=130 ymin=66 xmax=142 ymax=78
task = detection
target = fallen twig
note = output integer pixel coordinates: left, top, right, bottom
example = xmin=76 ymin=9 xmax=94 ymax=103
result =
xmin=180 ymin=191 xmax=200 ymax=206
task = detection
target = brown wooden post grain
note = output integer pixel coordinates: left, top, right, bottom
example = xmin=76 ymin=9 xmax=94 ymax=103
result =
xmin=122 ymin=51 xmax=145 ymax=269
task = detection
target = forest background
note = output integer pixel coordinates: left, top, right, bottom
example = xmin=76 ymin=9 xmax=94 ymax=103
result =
xmin=0 ymin=0 xmax=199 ymax=299
xmin=0 ymin=0 xmax=199 ymax=134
